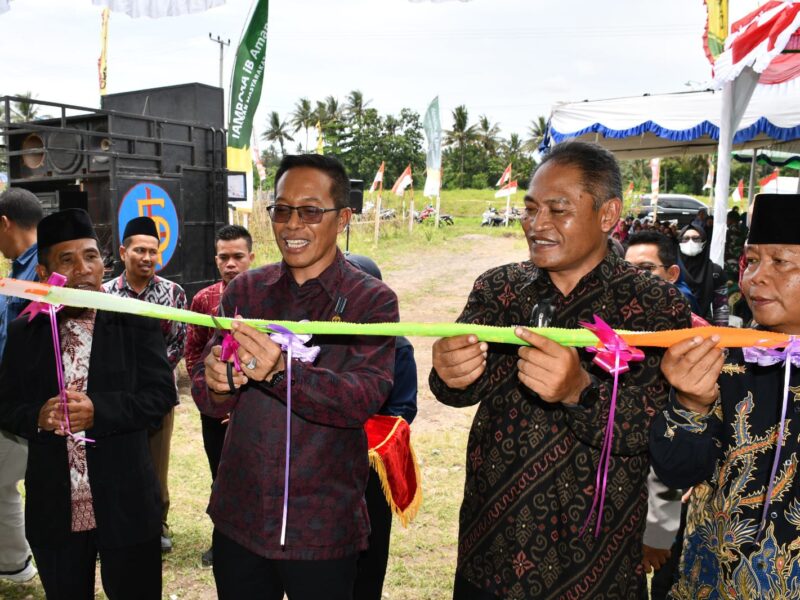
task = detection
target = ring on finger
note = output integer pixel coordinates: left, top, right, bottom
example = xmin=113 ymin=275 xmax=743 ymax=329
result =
xmin=245 ymin=356 xmax=258 ymax=370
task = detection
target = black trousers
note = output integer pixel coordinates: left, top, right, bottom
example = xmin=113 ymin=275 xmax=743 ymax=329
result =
xmin=354 ymin=466 xmax=393 ymax=600
xmin=212 ymin=529 xmax=358 ymax=600
xmin=32 ymin=531 xmax=160 ymax=600
xmin=453 ymin=572 xmax=500 ymax=599
xmin=200 ymin=413 xmax=227 ymax=482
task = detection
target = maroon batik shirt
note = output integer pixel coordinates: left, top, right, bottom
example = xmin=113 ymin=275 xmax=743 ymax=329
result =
xmin=185 ymin=280 xmax=224 ymax=379
xmin=192 ymin=251 xmax=398 ymax=560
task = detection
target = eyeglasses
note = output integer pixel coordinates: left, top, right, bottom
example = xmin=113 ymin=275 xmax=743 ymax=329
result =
xmin=267 ymin=204 xmax=340 ymax=224
xmin=636 ymin=263 xmax=667 ymax=272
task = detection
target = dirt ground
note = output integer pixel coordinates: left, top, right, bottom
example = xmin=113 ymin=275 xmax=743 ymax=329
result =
xmin=381 ymin=232 xmax=528 ymax=433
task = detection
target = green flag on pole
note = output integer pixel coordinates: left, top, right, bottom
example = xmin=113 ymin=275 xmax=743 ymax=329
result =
xmin=227 ymin=0 xmax=269 ymax=173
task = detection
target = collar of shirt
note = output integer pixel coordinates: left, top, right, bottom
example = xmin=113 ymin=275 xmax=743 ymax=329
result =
xmin=272 ymin=249 xmax=347 ymax=304
xmin=117 ymin=271 xmax=161 ymax=296
xmin=526 ymin=248 xmax=618 ymax=300
xmin=11 ymin=243 xmax=38 ymax=278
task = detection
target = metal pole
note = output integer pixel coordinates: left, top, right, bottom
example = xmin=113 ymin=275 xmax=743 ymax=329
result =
xmin=209 ymin=33 xmax=231 ymax=113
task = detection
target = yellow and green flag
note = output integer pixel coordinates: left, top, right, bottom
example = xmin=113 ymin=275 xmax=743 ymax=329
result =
xmin=227 ymin=0 xmax=269 ymax=173
xmin=704 ymin=0 xmax=728 ymax=64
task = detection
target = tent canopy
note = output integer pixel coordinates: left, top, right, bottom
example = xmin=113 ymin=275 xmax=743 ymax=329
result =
xmin=543 ymin=82 xmax=800 ymax=160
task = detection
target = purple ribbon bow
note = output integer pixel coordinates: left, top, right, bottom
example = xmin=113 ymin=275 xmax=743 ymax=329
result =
xmin=21 ymin=273 xmax=93 ymax=444
xmin=267 ymin=323 xmax=320 ymax=547
xmin=578 ymin=316 xmax=645 ymax=537
xmin=743 ymin=336 xmax=800 ymax=542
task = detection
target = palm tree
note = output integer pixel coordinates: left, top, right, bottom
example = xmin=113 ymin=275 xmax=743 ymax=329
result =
xmin=345 ymin=90 xmax=371 ymax=124
xmin=477 ymin=115 xmax=500 ymax=154
xmin=445 ymin=105 xmax=478 ymax=185
xmin=290 ymin=98 xmax=314 ymax=150
xmin=262 ymin=111 xmax=294 ymax=156
xmin=8 ymin=91 xmax=42 ymax=123
xmin=324 ymin=96 xmax=342 ymax=122
xmin=525 ymin=115 xmax=548 ymax=152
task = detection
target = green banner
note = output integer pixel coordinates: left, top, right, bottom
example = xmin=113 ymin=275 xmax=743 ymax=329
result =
xmin=227 ymin=0 xmax=269 ymax=171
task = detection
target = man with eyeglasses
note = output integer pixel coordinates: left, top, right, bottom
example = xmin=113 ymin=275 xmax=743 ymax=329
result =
xmin=185 ymin=224 xmax=255 ymax=567
xmin=192 ymin=154 xmax=398 ymax=600
xmin=625 ymin=230 xmax=696 ymax=313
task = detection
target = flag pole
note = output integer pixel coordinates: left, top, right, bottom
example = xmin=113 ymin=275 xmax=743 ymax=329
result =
xmin=409 ymin=184 xmax=415 ymax=234
xmin=374 ymin=179 xmax=382 ymax=245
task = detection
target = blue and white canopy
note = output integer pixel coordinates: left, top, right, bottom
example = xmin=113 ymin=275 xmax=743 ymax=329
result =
xmin=543 ymin=81 xmax=800 ymax=160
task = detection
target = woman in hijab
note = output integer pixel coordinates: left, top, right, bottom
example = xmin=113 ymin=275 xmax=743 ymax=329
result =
xmin=677 ymin=223 xmax=729 ymax=326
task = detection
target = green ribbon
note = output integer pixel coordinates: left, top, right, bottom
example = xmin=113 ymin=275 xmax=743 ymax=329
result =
xmin=8 ymin=280 xmax=605 ymax=347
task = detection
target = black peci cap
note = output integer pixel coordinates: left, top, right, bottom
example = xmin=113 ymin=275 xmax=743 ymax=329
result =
xmin=747 ymin=194 xmax=800 ymax=245
xmin=37 ymin=208 xmax=97 ymax=251
xmin=122 ymin=216 xmax=159 ymax=241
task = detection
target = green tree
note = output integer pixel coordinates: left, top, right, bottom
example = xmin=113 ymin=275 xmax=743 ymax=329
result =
xmin=262 ymin=111 xmax=294 ymax=156
xmin=12 ymin=91 xmax=41 ymax=123
xmin=290 ymin=97 xmax=314 ymax=151
xmin=444 ymin=105 xmax=478 ymax=188
xmin=345 ymin=89 xmax=371 ymax=124
xmin=477 ymin=115 xmax=501 ymax=154
xmin=525 ymin=115 xmax=548 ymax=152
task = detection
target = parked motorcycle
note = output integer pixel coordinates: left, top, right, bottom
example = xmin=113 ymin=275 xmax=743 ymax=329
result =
xmin=481 ymin=207 xmax=504 ymax=227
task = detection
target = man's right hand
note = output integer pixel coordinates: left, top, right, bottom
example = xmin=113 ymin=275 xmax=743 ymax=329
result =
xmin=204 ymin=345 xmax=249 ymax=398
xmin=661 ymin=335 xmax=724 ymax=415
xmin=432 ymin=334 xmax=488 ymax=390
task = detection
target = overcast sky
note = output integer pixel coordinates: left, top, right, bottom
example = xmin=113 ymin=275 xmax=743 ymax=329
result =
xmin=1 ymin=0 xmax=764 ymax=149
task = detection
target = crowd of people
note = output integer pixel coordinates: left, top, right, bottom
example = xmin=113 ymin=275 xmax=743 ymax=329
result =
xmin=0 ymin=144 xmax=798 ymax=600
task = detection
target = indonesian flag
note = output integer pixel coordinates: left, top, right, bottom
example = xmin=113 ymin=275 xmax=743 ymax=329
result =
xmin=759 ymin=168 xmax=780 ymax=188
xmin=495 ymin=180 xmax=518 ymax=198
xmin=370 ymin=162 xmax=385 ymax=193
xmin=91 ymin=0 xmax=225 ymax=18
xmin=713 ymin=1 xmax=800 ymax=85
xmin=496 ymin=163 xmax=512 ymax=187
xmin=391 ymin=165 xmax=413 ymax=196
xmin=732 ymin=179 xmax=744 ymax=201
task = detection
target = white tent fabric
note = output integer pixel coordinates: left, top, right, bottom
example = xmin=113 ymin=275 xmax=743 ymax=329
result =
xmin=91 ymin=0 xmax=224 ymax=18
xmin=544 ymin=79 xmax=800 ymax=160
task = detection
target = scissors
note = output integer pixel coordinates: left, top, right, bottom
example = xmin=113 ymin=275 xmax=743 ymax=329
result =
xmin=211 ymin=312 xmax=238 ymax=393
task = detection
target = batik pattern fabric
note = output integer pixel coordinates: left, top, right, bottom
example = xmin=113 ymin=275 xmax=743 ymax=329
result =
xmin=430 ymin=252 xmax=692 ymax=599
xmin=185 ymin=281 xmax=224 ymax=378
xmin=103 ymin=273 xmax=187 ymax=369
xmin=651 ymin=348 xmax=800 ymax=599
xmin=60 ymin=311 xmax=97 ymax=533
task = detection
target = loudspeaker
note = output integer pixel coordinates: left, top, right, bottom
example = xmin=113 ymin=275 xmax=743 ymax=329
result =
xmin=8 ymin=117 xmax=112 ymax=180
xmin=349 ymin=179 xmax=364 ymax=214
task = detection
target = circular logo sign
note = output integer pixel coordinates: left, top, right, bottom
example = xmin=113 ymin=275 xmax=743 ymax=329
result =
xmin=118 ymin=182 xmax=179 ymax=272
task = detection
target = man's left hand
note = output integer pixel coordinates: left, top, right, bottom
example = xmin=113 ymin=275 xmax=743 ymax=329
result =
xmin=515 ymin=327 xmax=590 ymax=405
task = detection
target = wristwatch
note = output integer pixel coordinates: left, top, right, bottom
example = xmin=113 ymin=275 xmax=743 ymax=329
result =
xmin=264 ymin=370 xmax=286 ymax=387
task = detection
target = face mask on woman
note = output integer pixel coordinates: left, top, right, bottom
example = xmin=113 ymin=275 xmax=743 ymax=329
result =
xmin=680 ymin=240 xmax=705 ymax=256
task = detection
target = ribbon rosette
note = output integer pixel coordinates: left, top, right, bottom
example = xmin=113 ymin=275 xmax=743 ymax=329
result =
xmin=578 ymin=316 xmax=645 ymax=537
xmin=21 ymin=273 xmax=93 ymax=443
xmin=267 ymin=323 xmax=321 ymax=547
xmin=743 ymin=337 xmax=800 ymax=542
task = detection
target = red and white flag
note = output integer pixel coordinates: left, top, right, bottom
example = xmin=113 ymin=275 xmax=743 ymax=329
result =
xmin=391 ymin=165 xmax=413 ymax=196
xmin=370 ymin=162 xmax=385 ymax=193
xmin=496 ymin=163 xmax=512 ymax=187
xmin=495 ymin=180 xmax=518 ymax=198
xmin=759 ymin=168 xmax=780 ymax=189
xmin=732 ymin=179 xmax=744 ymax=201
